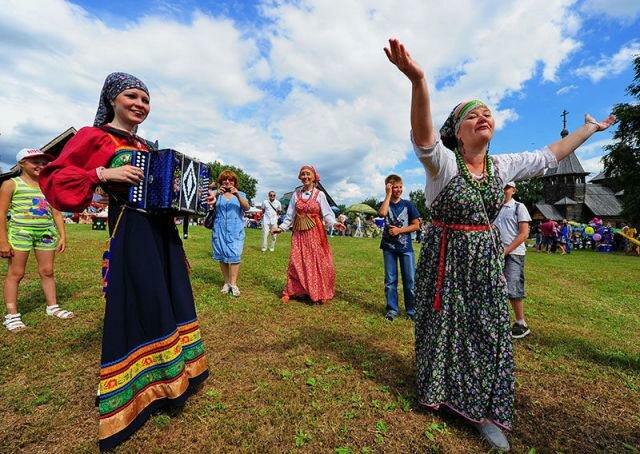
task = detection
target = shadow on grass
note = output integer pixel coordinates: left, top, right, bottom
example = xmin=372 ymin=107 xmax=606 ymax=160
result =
xmin=63 ymin=323 xmax=103 ymax=354
xmin=333 ymin=287 xmax=386 ymax=318
xmin=17 ymin=280 xmax=75 ymax=314
xmin=190 ymin=265 xmax=224 ymax=286
xmin=535 ymin=331 xmax=640 ymax=372
xmin=269 ymin=325 xmax=415 ymax=395
xmin=263 ymin=324 xmax=486 ymax=443
xmin=515 ymin=391 xmax=640 ymax=451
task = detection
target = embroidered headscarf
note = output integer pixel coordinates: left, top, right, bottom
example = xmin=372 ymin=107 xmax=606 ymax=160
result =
xmin=93 ymin=72 xmax=150 ymax=130
xmin=439 ymin=100 xmax=487 ymax=150
xmin=298 ymin=165 xmax=320 ymax=182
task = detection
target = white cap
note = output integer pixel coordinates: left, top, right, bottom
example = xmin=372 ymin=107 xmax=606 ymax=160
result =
xmin=16 ymin=148 xmax=52 ymax=162
xmin=505 ymin=181 xmax=516 ymax=188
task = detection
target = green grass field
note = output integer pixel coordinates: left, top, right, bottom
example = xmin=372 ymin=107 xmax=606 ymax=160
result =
xmin=0 ymin=225 xmax=638 ymax=453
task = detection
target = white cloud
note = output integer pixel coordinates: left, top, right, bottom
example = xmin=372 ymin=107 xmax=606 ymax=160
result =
xmin=581 ymin=0 xmax=640 ymax=22
xmin=0 ymin=0 xmax=265 ymax=164
xmin=574 ymin=137 xmax=614 ymax=176
xmin=580 ymin=155 xmax=605 ymax=176
xmin=575 ymin=138 xmax=613 ymax=159
xmin=574 ymin=41 xmax=640 ymax=82
xmin=403 ymin=167 xmax=426 ymax=178
xmin=0 ymin=0 xmax=598 ymax=205
xmin=556 ymin=84 xmax=578 ymax=95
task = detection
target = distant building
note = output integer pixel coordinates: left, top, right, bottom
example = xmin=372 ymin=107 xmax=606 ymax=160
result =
xmin=530 ymin=114 xmax=623 ymax=223
xmin=0 ymin=127 xmax=76 ymax=184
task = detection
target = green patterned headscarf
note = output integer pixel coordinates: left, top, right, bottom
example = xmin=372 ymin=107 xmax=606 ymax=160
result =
xmin=440 ymin=100 xmax=488 ymax=150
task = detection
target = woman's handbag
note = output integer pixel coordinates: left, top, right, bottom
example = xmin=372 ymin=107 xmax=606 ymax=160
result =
xmin=204 ymin=208 xmax=215 ymax=229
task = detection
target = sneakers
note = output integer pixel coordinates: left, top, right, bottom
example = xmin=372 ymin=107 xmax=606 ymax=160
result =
xmin=269 ymin=248 xmax=275 ymax=252
xmin=229 ymin=285 xmax=241 ymax=297
xmin=221 ymin=283 xmax=230 ymax=293
xmin=511 ymin=322 xmax=530 ymax=339
xmin=261 ymin=248 xmax=266 ymax=252
xmin=384 ymin=312 xmax=396 ymax=321
xmin=474 ymin=421 xmax=510 ymax=451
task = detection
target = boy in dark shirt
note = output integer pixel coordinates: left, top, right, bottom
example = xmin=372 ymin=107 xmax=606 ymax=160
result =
xmin=378 ymin=174 xmax=421 ymax=320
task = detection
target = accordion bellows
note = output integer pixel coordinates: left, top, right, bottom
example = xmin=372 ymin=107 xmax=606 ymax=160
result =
xmin=293 ymin=214 xmax=316 ymax=231
xmin=109 ymin=149 xmax=210 ymax=216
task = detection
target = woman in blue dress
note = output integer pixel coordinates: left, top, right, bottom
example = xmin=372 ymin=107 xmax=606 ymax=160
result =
xmin=211 ymin=169 xmax=250 ymax=296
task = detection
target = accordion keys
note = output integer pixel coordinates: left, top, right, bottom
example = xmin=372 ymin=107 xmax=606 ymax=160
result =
xmin=108 ymin=148 xmax=210 ymax=216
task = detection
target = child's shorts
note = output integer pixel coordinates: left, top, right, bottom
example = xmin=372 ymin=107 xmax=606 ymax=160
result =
xmin=8 ymin=226 xmax=58 ymax=252
xmin=504 ymin=254 xmax=525 ymax=299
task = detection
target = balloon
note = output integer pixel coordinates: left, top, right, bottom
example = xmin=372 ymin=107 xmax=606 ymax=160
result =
xmin=585 ymin=226 xmax=594 ymax=235
xmin=592 ymin=233 xmax=602 ymax=242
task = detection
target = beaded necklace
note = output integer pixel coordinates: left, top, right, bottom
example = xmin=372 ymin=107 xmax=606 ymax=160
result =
xmin=454 ymin=148 xmax=494 ymax=192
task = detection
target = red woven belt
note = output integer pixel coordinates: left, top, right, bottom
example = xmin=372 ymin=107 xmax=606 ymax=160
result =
xmin=431 ymin=220 xmax=492 ymax=312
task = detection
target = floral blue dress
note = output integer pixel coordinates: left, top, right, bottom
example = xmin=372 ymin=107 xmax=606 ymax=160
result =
xmin=415 ymin=161 xmax=514 ymax=429
xmin=212 ymin=191 xmax=247 ymax=263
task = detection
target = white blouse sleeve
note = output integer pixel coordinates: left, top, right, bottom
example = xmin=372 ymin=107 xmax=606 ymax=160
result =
xmin=317 ymin=191 xmax=336 ymax=226
xmin=279 ymin=192 xmax=297 ymax=231
xmin=411 ymin=131 xmax=458 ymax=207
xmin=493 ymin=147 xmax=558 ymax=184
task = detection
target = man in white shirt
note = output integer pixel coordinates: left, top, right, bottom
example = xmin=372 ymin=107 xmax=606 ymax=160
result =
xmin=261 ymin=191 xmax=282 ymax=251
xmin=494 ymin=181 xmax=532 ymax=339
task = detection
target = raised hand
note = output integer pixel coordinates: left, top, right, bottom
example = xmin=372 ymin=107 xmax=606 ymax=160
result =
xmin=585 ymin=113 xmax=616 ymax=132
xmin=384 ymin=38 xmax=425 ymax=83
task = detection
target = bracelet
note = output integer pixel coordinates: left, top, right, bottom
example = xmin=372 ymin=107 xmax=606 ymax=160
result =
xmin=96 ymin=166 xmax=108 ymax=183
xmin=585 ymin=120 xmax=600 ymax=129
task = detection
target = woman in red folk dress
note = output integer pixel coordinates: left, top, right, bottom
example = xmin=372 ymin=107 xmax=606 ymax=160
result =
xmin=272 ymin=165 xmax=343 ymax=304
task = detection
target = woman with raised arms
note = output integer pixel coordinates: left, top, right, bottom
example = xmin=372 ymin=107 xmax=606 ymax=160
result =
xmin=384 ymin=38 xmax=614 ymax=451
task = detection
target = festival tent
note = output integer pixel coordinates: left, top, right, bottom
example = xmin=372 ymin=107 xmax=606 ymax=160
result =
xmin=346 ymin=203 xmax=377 ymax=215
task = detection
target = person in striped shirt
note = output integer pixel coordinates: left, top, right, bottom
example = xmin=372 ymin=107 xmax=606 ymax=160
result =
xmin=1 ymin=148 xmax=72 ymax=333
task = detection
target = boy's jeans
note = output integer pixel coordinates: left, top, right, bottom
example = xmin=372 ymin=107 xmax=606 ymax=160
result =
xmin=383 ymin=249 xmax=416 ymax=317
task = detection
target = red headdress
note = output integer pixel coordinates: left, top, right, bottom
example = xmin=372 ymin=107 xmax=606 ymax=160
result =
xmin=298 ymin=165 xmax=320 ymax=182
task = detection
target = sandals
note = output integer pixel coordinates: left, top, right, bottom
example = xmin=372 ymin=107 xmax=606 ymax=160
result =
xmin=4 ymin=313 xmax=27 ymax=333
xmin=46 ymin=305 xmax=74 ymax=319
xmin=4 ymin=306 xmax=74 ymax=333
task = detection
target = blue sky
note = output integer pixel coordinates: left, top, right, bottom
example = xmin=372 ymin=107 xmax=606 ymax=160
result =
xmin=1 ymin=0 xmax=638 ymax=204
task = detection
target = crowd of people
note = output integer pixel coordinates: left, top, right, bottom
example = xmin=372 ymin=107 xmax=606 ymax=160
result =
xmin=1 ymin=38 xmax=620 ymax=452
xmin=534 ymin=217 xmax=636 ymax=254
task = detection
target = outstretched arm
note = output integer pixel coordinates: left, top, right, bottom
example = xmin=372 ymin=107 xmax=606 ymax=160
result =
xmin=548 ymin=114 xmax=616 ymax=161
xmin=384 ymin=38 xmax=434 ymax=147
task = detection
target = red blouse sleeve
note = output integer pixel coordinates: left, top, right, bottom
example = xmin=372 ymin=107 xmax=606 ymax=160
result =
xmin=39 ymin=127 xmax=115 ymax=212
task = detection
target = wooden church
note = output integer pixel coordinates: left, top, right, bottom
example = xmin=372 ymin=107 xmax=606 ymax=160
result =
xmin=530 ymin=111 xmax=623 ymax=224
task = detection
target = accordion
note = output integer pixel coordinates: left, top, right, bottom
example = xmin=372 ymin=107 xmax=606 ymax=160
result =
xmin=109 ymin=149 xmax=210 ymax=215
